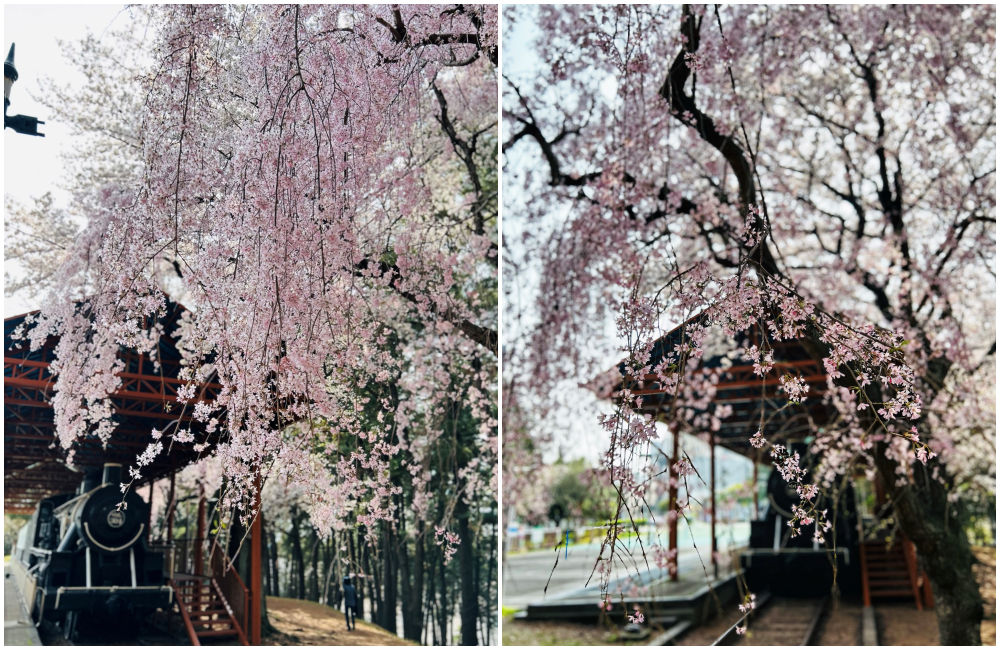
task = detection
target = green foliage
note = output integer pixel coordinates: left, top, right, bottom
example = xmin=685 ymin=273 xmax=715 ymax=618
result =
xmin=4 ymin=515 xmax=29 ymax=556
xmin=547 ymin=459 xmax=618 ymax=525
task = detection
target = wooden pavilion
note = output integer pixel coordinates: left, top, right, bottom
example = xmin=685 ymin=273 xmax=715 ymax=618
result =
xmin=4 ymin=302 xmax=264 ymax=644
xmin=597 ymin=316 xmax=831 ymax=580
xmin=598 ymin=315 xmax=929 ymax=609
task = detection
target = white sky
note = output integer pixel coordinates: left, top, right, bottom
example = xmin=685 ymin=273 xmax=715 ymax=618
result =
xmin=3 ymin=4 xmax=128 ymax=317
xmin=502 ymin=8 xmax=612 ymax=465
xmin=502 ymin=8 xmax=751 ymax=486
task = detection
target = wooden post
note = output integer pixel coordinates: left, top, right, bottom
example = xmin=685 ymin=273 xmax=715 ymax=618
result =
xmin=250 ymin=472 xmax=263 ymax=645
xmin=668 ymin=429 xmax=679 ymax=581
xmin=194 ymin=488 xmax=206 ymax=575
xmin=710 ymin=432 xmax=717 ymax=579
xmin=147 ymin=480 xmax=155 ymax=542
xmin=752 ymin=461 xmax=759 ymax=520
xmin=167 ymin=470 xmax=176 ymax=541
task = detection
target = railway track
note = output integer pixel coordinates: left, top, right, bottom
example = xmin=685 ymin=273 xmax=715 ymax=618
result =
xmin=713 ymin=594 xmax=828 ymax=646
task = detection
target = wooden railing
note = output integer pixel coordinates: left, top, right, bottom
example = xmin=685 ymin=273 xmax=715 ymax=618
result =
xmin=167 ymin=578 xmax=201 ymax=646
xmin=209 ymin=540 xmax=249 ymax=640
xmin=177 ymin=537 xmax=212 ymax=576
xmin=148 ymin=541 xmax=176 ymax=580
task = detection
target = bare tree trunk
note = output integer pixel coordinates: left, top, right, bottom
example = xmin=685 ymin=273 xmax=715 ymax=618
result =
xmin=308 ymin=531 xmax=320 ymax=602
xmin=263 ymin=517 xmax=273 ymax=597
xmin=427 ymin=544 xmax=438 ymax=646
xmin=458 ymin=499 xmax=478 ymax=646
xmin=438 ymin=544 xmax=448 ymax=645
xmin=400 ymin=522 xmax=424 ymax=642
xmin=382 ymin=523 xmax=397 ymax=634
xmin=268 ymin=528 xmax=280 ymax=598
xmin=289 ymin=507 xmax=306 ymax=600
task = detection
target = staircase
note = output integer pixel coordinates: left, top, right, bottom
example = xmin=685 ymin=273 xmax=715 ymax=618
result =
xmin=170 ymin=573 xmax=249 ymax=645
xmin=860 ymin=537 xmax=923 ymax=609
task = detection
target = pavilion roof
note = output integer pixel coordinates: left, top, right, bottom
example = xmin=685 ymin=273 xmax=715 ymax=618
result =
xmin=4 ymin=301 xmax=222 ymax=513
xmin=600 ymin=315 xmax=832 ymax=461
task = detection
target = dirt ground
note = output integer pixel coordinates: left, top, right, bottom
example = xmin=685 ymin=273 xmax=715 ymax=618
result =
xmin=36 ymin=596 xmax=410 ymax=646
xmin=972 ymin=546 xmax=996 ymax=646
xmin=262 ymin=597 xmax=413 ymax=646
xmin=875 ymin=601 xmax=939 ymax=645
xmin=877 ymin=545 xmax=996 ymax=646
xmin=814 ymin=599 xmax=864 ymax=646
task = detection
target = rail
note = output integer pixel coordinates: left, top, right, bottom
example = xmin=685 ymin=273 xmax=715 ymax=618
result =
xmin=712 ymin=594 xmax=828 ymax=646
xmin=712 ymin=591 xmax=773 ymax=646
xmin=209 ymin=540 xmax=249 ymax=642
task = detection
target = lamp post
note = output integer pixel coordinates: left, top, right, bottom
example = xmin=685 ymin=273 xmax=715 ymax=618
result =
xmin=4 ymin=43 xmax=45 ymax=137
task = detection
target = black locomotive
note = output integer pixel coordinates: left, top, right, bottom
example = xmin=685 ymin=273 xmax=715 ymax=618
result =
xmin=740 ymin=445 xmax=863 ymax=598
xmin=12 ymin=463 xmax=172 ymax=638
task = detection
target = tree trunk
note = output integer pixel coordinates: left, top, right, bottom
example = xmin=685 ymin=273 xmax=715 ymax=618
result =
xmin=457 ymin=499 xmax=478 ymax=646
xmin=427 ymin=543 xmax=438 ymax=646
xmin=289 ymin=507 xmax=306 ymax=600
xmin=383 ymin=524 xmax=397 ymax=634
xmin=263 ymin=516 xmax=273 ymax=597
xmin=308 ymin=531 xmax=321 ymax=602
xmin=268 ymin=528 xmax=280 ymax=598
xmin=321 ymin=535 xmax=333 ymax=605
xmin=438 ymin=538 xmax=449 ymax=644
xmin=360 ymin=533 xmax=371 ymax=620
xmin=486 ymin=526 xmax=497 ymax=645
xmin=400 ymin=522 xmax=424 ymax=642
xmin=874 ymin=444 xmax=983 ymax=645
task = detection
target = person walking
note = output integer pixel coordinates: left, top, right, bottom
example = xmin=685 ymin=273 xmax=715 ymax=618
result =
xmin=343 ymin=576 xmax=357 ymax=631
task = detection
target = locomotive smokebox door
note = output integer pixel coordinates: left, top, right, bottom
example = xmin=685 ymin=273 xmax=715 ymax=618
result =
xmin=79 ymin=485 xmax=145 ymax=552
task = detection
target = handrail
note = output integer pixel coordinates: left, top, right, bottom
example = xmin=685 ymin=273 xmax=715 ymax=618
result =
xmin=209 ymin=540 xmax=250 ymax=643
xmin=168 ymin=578 xmax=201 ymax=646
xmin=900 ymin=535 xmax=923 ymax=611
xmin=212 ymin=576 xmax=249 ymax=646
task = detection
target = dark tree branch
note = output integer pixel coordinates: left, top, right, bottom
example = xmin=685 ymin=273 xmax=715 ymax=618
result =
xmin=353 ymin=259 xmax=497 ymax=357
xmin=659 ymin=5 xmax=781 ymax=277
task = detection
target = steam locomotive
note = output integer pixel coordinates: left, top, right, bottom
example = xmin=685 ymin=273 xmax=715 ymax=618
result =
xmin=740 ymin=444 xmax=863 ymax=598
xmin=12 ymin=463 xmax=173 ymax=638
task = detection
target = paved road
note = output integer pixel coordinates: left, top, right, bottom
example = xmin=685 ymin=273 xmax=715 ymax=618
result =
xmin=502 ymin=522 xmax=749 ymax=610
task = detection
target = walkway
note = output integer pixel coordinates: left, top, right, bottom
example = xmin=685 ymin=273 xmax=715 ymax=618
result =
xmin=503 ymin=522 xmax=748 ymax=610
xmin=5 ymin=561 xmax=42 ymax=646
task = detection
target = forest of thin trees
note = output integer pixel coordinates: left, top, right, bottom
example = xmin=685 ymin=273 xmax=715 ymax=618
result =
xmin=156 ymin=393 xmax=498 ymax=646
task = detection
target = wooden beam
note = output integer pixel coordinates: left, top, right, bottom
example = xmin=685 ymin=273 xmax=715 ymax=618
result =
xmin=148 ymin=480 xmax=155 ymax=544
xmin=668 ymin=429 xmax=679 ymax=582
xmin=753 ymin=461 xmax=759 ymax=519
xmin=195 ymin=489 xmax=206 ymax=575
xmin=250 ymin=472 xmax=263 ymax=645
xmin=167 ymin=470 xmax=176 ymax=542
xmin=710 ymin=431 xmax=717 ymax=579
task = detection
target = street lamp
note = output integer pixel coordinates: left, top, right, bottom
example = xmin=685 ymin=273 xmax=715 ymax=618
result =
xmin=4 ymin=43 xmax=45 ymax=137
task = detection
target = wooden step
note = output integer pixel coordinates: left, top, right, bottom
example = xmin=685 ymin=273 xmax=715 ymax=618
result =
xmin=869 ymin=579 xmax=913 ymax=587
xmin=870 ymin=589 xmax=915 ymax=597
xmin=196 ymin=629 xmax=240 ymax=637
xmin=191 ymin=619 xmax=233 ymax=631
